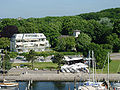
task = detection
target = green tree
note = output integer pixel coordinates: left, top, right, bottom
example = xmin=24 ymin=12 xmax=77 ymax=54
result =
xmin=113 ymin=19 xmax=120 ymax=37
xmin=61 ymin=16 xmax=83 ymax=35
xmin=41 ymin=52 xmax=49 ymax=61
xmin=9 ymin=52 xmax=18 ymax=59
xmin=78 ymin=12 xmax=100 ymax=20
xmin=94 ymin=49 xmax=108 ymax=69
xmin=56 ymin=36 xmax=76 ymax=52
xmin=52 ymin=53 xmax=64 ymax=73
xmin=88 ymin=43 xmax=109 ymax=69
xmin=76 ymin=33 xmax=92 ymax=52
xmin=2 ymin=51 xmax=12 ymax=70
xmin=0 ymin=37 xmax=10 ymax=50
xmin=106 ymin=33 xmax=120 ymax=52
xmin=25 ymin=50 xmax=36 ymax=69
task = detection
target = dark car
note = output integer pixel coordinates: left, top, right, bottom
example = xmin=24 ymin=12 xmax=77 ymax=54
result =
xmin=0 ymin=70 xmax=8 ymax=74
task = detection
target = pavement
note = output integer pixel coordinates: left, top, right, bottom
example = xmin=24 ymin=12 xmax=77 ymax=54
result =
xmin=110 ymin=53 xmax=120 ymax=60
xmin=0 ymin=68 xmax=120 ymax=82
xmin=8 ymin=68 xmax=57 ymax=75
xmin=11 ymin=53 xmax=120 ymax=64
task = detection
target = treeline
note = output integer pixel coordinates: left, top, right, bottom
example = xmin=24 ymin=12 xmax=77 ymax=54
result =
xmin=0 ymin=8 xmax=120 ymax=68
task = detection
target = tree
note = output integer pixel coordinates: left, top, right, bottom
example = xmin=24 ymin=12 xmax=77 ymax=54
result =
xmin=100 ymin=44 xmax=113 ymax=51
xmin=88 ymin=43 xmax=109 ymax=69
xmin=9 ymin=52 xmax=18 ymax=59
xmin=106 ymin=33 xmax=120 ymax=52
xmin=76 ymin=33 xmax=92 ymax=52
xmin=41 ymin=52 xmax=49 ymax=61
xmin=25 ymin=50 xmax=36 ymax=69
xmin=0 ymin=37 xmax=10 ymax=50
xmin=2 ymin=51 xmax=12 ymax=70
xmin=94 ymin=49 xmax=108 ymax=69
xmin=61 ymin=16 xmax=83 ymax=35
xmin=99 ymin=17 xmax=113 ymax=27
xmin=113 ymin=19 xmax=120 ymax=37
xmin=78 ymin=12 xmax=100 ymax=20
xmin=52 ymin=53 xmax=64 ymax=73
xmin=0 ymin=25 xmax=18 ymax=38
xmin=56 ymin=36 xmax=76 ymax=52
xmin=18 ymin=22 xmax=38 ymax=33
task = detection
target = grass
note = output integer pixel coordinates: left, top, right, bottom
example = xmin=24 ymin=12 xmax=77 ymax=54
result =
xmin=12 ymin=62 xmax=58 ymax=70
xmin=12 ymin=60 xmax=120 ymax=73
xmin=96 ymin=60 xmax=120 ymax=74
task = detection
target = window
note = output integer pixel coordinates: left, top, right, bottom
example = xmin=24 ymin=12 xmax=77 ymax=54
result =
xmin=40 ymin=44 xmax=45 ymax=46
xmin=25 ymin=34 xmax=39 ymax=37
xmin=30 ymin=43 xmax=33 ymax=45
xmin=41 ymin=39 xmax=45 ymax=41
xmin=34 ymin=44 xmax=38 ymax=46
xmin=40 ymin=35 xmax=42 ymax=37
xmin=16 ymin=40 xmax=21 ymax=42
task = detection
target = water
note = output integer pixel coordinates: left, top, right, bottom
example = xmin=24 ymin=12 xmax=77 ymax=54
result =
xmin=18 ymin=81 xmax=82 ymax=90
xmin=0 ymin=81 xmax=116 ymax=90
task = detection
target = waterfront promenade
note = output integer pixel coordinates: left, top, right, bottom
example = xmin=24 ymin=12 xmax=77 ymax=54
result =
xmin=0 ymin=68 xmax=120 ymax=82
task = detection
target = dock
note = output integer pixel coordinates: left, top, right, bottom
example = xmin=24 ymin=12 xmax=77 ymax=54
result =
xmin=0 ymin=72 xmax=120 ymax=82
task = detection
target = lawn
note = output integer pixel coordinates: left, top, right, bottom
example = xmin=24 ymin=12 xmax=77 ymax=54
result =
xmin=12 ymin=62 xmax=58 ymax=70
xmin=96 ymin=60 xmax=120 ymax=74
xmin=12 ymin=60 xmax=120 ymax=73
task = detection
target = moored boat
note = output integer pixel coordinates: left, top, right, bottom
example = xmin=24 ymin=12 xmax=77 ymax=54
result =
xmin=0 ymin=79 xmax=18 ymax=87
xmin=112 ymin=82 xmax=120 ymax=90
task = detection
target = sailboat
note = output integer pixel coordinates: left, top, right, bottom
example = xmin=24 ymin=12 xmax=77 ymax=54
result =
xmin=78 ymin=51 xmax=109 ymax=90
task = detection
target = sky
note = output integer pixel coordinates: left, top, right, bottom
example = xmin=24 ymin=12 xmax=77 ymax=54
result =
xmin=0 ymin=0 xmax=120 ymax=18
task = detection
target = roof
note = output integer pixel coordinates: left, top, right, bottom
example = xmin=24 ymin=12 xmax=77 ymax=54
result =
xmin=12 ymin=33 xmax=46 ymax=40
xmin=64 ymin=56 xmax=83 ymax=61
xmin=73 ymin=30 xmax=80 ymax=32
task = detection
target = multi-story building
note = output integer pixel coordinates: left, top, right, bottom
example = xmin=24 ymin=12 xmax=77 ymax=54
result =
xmin=10 ymin=33 xmax=50 ymax=53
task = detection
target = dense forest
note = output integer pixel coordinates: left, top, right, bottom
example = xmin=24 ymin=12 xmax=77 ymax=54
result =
xmin=0 ymin=8 xmax=120 ymax=68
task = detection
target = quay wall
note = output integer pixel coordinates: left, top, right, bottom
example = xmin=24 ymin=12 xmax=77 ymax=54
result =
xmin=0 ymin=73 xmax=120 ymax=82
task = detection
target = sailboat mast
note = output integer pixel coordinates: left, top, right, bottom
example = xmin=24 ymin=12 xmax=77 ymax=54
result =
xmin=108 ymin=52 xmax=109 ymax=90
xmin=95 ymin=61 xmax=96 ymax=82
xmin=92 ymin=51 xmax=95 ymax=82
xmin=88 ymin=51 xmax=90 ymax=81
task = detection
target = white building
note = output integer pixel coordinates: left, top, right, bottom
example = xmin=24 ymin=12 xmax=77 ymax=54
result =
xmin=73 ymin=30 xmax=80 ymax=38
xmin=10 ymin=33 xmax=50 ymax=53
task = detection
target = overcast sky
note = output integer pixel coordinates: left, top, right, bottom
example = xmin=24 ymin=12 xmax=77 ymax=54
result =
xmin=0 ymin=0 xmax=120 ymax=18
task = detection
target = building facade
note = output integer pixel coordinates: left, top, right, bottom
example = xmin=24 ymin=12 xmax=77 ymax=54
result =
xmin=10 ymin=33 xmax=50 ymax=53
xmin=73 ymin=30 xmax=80 ymax=38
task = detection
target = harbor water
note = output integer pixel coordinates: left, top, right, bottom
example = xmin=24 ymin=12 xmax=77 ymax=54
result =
xmin=1 ymin=81 xmax=83 ymax=90
xmin=0 ymin=81 xmax=117 ymax=90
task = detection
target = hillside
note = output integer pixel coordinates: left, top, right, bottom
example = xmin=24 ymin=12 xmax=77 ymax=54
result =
xmin=0 ymin=7 xmax=120 ymax=69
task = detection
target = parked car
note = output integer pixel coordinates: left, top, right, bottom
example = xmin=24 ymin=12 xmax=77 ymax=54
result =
xmin=0 ymin=70 xmax=7 ymax=74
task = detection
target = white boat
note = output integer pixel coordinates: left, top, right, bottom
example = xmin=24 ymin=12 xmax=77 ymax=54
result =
xmin=78 ymin=85 xmax=96 ymax=90
xmin=61 ymin=65 xmax=71 ymax=73
xmin=78 ymin=81 xmax=107 ymax=90
xmin=112 ymin=82 xmax=120 ymax=90
xmin=0 ymin=79 xmax=19 ymax=87
xmin=61 ymin=63 xmax=89 ymax=73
